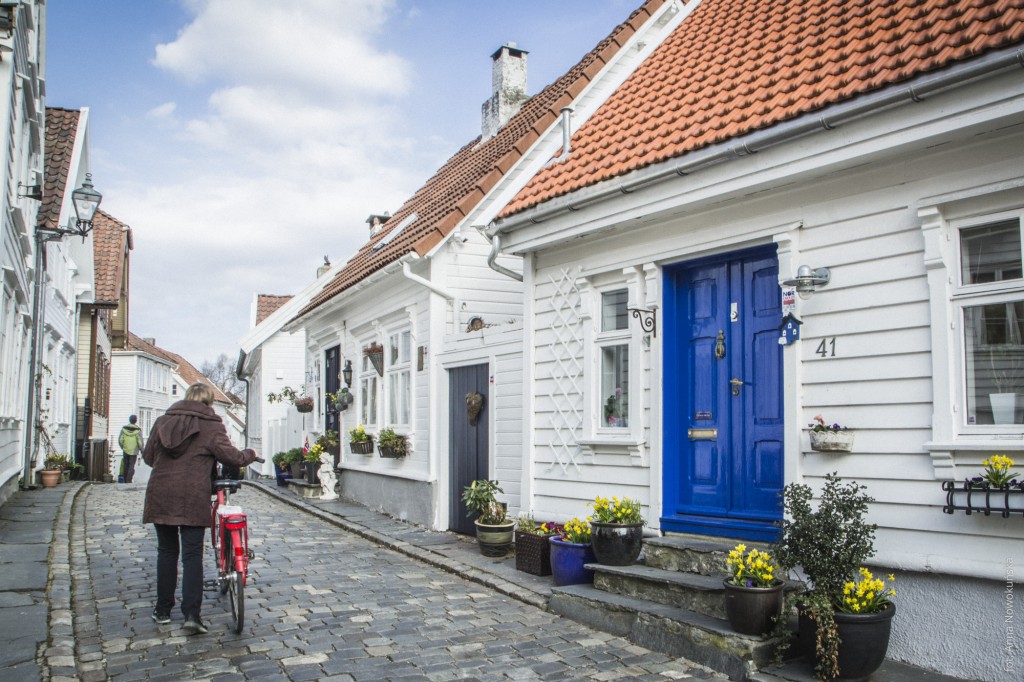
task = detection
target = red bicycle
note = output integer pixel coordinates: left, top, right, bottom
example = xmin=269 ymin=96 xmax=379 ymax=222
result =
xmin=210 ymin=458 xmax=262 ymax=633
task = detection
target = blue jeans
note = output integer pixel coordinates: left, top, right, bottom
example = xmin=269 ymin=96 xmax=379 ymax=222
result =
xmin=154 ymin=524 xmax=206 ymax=619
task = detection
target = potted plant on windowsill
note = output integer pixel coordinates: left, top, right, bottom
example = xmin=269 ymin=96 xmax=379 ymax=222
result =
xmin=462 ymin=479 xmax=513 ymax=557
xmin=349 ymin=423 xmax=373 ymax=455
xmin=589 ymin=495 xmax=645 ymax=566
xmin=807 ymin=415 xmax=853 ymax=453
xmin=773 ymin=472 xmax=895 ymax=681
xmin=376 ymin=426 xmax=408 ymax=458
xmin=943 ymin=455 xmax=1024 ymax=517
xmin=514 ymin=514 xmax=559 ymax=576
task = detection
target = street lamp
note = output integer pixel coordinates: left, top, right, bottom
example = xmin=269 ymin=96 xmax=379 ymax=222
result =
xmin=21 ymin=175 xmax=102 ymax=488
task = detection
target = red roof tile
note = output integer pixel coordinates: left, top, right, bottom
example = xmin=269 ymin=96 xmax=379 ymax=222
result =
xmin=299 ymin=0 xmax=668 ymax=318
xmin=126 ymin=332 xmax=232 ymax=405
xmin=255 ymin=294 xmax=292 ymax=325
xmin=92 ymin=210 xmax=132 ymax=305
xmin=38 ymin=108 xmax=80 ymax=231
xmin=502 ymin=0 xmax=1024 ymax=216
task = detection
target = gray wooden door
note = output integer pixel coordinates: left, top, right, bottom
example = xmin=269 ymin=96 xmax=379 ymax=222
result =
xmin=449 ymin=364 xmax=489 ymax=535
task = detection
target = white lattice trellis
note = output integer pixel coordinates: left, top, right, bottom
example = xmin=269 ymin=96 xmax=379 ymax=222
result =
xmin=543 ymin=268 xmax=585 ymax=476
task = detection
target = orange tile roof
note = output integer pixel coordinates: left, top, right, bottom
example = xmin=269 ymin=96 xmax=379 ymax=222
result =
xmin=299 ymin=0 xmax=668 ymax=318
xmin=38 ymin=108 xmax=80 ymax=231
xmin=126 ymin=332 xmax=232 ymax=405
xmin=503 ymin=0 xmax=1024 ymax=216
xmin=92 ymin=210 xmax=133 ymax=305
xmin=255 ymin=294 xmax=292 ymax=325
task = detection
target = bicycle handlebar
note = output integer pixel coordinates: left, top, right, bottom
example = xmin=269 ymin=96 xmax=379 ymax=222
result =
xmin=253 ymin=456 xmax=265 ymax=463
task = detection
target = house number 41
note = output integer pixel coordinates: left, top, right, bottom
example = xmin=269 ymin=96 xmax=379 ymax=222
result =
xmin=816 ymin=338 xmax=837 ymax=358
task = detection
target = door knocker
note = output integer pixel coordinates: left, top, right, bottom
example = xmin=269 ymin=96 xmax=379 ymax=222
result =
xmin=714 ymin=330 xmax=726 ymax=360
xmin=466 ymin=392 xmax=484 ymax=426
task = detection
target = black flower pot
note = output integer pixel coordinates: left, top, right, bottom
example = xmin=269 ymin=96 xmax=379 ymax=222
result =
xmin=723 ymin=579 xmax=784 ymax=636
xmin=305 ymin=462 xmax=320 ymax=485
xmin=515 ymin=530 xmax=553 ymax=576
xmin=590 ymin=521 xmax=643 ymax=565
xmin=350 ymin=439 xmax=373 ymax=455
xmin=800 ymin=603 xmax=896 ymax=680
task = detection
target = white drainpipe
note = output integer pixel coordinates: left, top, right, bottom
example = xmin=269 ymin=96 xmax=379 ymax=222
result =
xmin=401 ymin=261 xmax=456 ymax=301
xmin=487 ymin=233 xmax=523 ymax=282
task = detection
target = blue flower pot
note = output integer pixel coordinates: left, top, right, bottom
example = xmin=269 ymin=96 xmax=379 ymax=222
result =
xmin=549 ymin=537 xmax=596 ymax=586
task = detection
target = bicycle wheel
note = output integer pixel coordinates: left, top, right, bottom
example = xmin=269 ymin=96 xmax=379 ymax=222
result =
xmin=219 ymin=531 xmax=232 ymax=594
xmin=227 ymin=571 xmax=244 ymax=634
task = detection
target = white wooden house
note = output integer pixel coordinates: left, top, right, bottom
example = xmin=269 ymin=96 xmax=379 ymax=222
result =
xmin=35 ymin=108 xmax=98 ymax=472
xmin=110 ymin=333 xmax=236 ymax=482
xmin=488 ymin=0 xmax=1024 ymax=678
xmin=0 ymin=1 xmax=47 ymax=500
xmin=288 ymin=1 xmax=684 ymax=531
xmin=236 ymin=265 xmax=340 ymax=477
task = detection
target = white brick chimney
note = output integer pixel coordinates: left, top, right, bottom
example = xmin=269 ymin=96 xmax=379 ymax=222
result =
xmin=481 ymin=43 xmax=528 ymax=140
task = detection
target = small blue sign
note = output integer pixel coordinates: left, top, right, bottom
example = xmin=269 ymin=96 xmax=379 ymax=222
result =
xmin=778 ymin=313 xmax=802 ymax=346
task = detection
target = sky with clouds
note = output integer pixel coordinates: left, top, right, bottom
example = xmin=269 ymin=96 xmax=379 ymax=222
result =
xmin=46 ymin=0 xmax=638 ymax=367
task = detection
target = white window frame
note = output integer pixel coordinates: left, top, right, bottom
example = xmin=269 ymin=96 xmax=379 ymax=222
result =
xmin=950 ymin=208 xmax=1024 ymax=433
xmin=385 ymin=329 xmax=412 ymax=428
xmin=921 ymin=196 xmax=1024 ymax=479
xmin=596 ymin=288 xmax=631 ymax=432
xmin=359 ymin=339 xmax=380 ymax=429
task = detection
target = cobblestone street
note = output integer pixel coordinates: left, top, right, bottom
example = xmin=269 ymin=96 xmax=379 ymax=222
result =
xmin=65 ymin=483 xmax=725 ymax=681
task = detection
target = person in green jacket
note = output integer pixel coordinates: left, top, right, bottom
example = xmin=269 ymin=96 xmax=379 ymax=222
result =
xmin=118 ymin=415 xmax=144 ymax=483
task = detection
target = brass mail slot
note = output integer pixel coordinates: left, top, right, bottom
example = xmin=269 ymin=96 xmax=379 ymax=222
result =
xmin=688 ymin=428 xmax=718 ymax=440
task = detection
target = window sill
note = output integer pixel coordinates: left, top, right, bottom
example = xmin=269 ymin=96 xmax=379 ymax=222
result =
xmin=925 ymin=437 xmax=1024 ymax=479
xmin=577 ymin=436 xmax=646 ymax=461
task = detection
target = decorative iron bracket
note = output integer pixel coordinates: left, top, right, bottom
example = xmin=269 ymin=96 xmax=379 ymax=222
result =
xmin=627 ymin=307 xmax=657 ymax=337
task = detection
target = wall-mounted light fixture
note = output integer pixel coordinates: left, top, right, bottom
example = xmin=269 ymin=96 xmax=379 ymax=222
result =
xmin=782 ymin=265 xmax=831 ymax=299
xmin=627 ymin=306 xmax=657 ymax=337
xmin=341 ymin=359 xmax=353 ymax=388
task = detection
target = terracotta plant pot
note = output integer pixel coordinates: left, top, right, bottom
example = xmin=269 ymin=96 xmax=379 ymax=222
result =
xmin=39 ymin=469 xmax=62 ymax=488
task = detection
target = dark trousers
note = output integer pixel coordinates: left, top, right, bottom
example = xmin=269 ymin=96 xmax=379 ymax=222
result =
xmin=154 ymin=524 xmax=206 ymax=618
xmin=122 ymin=454 xmax=137 ymax=482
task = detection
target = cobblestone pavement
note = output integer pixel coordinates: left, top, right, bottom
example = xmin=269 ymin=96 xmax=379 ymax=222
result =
xmin=66 ymin=483 xmax=726 ymax=681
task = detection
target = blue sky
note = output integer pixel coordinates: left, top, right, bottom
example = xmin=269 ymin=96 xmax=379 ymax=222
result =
xmin=46 ymin=1 xmax=638 ymax=366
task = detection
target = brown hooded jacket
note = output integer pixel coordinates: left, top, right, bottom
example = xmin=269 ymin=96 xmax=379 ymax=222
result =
xmin=142 ymin=400 xmax=256 ymax=527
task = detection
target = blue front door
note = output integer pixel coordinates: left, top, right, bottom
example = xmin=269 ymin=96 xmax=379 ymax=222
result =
xmin=662 ymin=246 xmax=783 ymax=541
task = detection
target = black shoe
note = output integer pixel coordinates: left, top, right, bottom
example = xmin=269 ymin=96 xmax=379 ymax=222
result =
xmin=183 ymin=616 xmax=208 ymax=635
xmin=151 ymin=610 xmax=171 ymax=625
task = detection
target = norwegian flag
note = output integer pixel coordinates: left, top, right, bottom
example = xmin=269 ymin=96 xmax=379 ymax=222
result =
xmin=303 ymin=436 xmax=310 ymax=453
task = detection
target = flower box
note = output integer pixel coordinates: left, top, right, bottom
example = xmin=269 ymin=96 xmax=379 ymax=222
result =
xmin=378 ymin=444 xmax=406 ymax=459
xmin=349 ymin=439 xmax=373 ymax=455
xmin=515 ymin=530 xmax=553 ymax=576
xmin=295 ymin=397 xmax=314 ymax=413
xmin=942 ymin=480 xmax=1024 ymax=517
xmin=809 ymin=430 xmax=854 ymax=452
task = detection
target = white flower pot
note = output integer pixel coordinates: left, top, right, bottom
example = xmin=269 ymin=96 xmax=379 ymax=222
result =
xmin=809 ymin=430 xmax=854 ymax=452
xmin=989 ymin=392 xmax=1016 ymax=424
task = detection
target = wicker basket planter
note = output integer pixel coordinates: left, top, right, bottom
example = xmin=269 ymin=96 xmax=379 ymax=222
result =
xmin=515 ymin=530 xmax=554 ymax=576
xmin=349 ymin=439 xmax=373 ymax=455
xmin=295 ymin=397 xmax=314 ymax=413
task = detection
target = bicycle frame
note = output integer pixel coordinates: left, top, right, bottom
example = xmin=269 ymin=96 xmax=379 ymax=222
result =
xmin=211 ymin=482 xmax=250 ymax=586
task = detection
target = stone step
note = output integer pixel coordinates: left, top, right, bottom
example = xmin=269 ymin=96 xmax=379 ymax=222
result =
xmin=589 ymin=562 xmax=728 ymax=619
xmin=550 ymin=583 xmax=779 ymax=681
xmin=644 ymin=533 xmax=774 ymax=576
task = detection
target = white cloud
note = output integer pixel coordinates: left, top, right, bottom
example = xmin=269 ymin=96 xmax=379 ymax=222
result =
xmin=113 ymin=0 xmax=435 ymax=365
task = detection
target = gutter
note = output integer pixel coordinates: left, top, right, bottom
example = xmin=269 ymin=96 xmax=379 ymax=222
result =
xmin=489 ymin=46 xmax=1024 ymax=236
xmin=401 ymin=258 xmax=456 ymax=301
xmin=235 ymin=349 xmax=250 ymax=450
xmin=487 ymin=232 xmax=523 ymax=282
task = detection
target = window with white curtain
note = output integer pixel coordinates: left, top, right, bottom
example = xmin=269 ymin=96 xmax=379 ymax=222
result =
xmin=360 ymin=342 xmax=379 ymax=427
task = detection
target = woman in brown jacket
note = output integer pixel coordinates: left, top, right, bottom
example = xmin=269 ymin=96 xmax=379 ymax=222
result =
xmin=142 ymin=382 xmax=258 ymax=634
